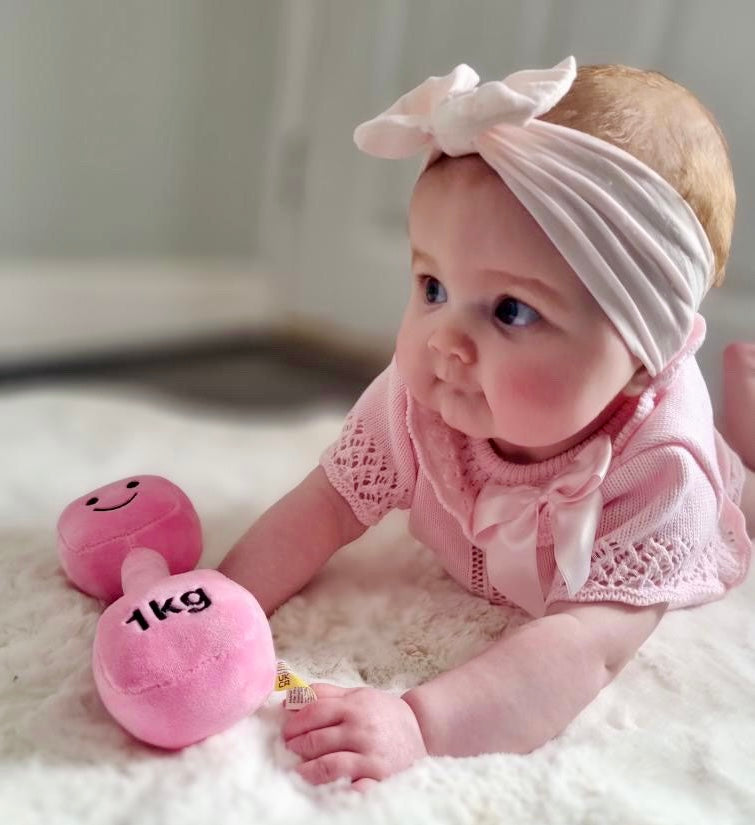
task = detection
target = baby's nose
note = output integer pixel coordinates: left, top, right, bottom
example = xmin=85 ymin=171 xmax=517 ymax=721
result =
xmin=428 ymin=324 xmax=476 ymax=364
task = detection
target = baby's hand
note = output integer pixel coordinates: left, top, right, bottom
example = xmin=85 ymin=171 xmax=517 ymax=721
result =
xmin=282 ymin=683 xmax=427 ymax=790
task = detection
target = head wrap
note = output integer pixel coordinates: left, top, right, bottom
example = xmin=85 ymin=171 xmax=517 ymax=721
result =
xmin=354 ymin=57 xmax=714 ymax=375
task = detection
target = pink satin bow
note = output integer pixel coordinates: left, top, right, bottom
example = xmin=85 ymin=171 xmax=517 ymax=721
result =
xmin=471 ymin=433 xmax=612 ymax=617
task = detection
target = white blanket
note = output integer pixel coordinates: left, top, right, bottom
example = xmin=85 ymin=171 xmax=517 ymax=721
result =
xmin=1 ymin=385 xmax=753 ymax=825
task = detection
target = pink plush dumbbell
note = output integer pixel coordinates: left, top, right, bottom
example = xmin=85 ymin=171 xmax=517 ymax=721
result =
xmin=57 ymin=475 xmax=277 ymax=749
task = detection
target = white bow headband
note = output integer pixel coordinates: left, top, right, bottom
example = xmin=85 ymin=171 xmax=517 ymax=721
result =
xmin=354 ymin=57 xmax=714 ymax=376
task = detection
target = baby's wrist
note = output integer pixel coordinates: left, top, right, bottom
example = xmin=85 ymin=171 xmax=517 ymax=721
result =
xmin=401 ymin=687 xmax=435 ymax=755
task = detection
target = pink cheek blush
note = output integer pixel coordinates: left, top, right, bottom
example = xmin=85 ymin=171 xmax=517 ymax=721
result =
xmin=491 ymin=361 xmax=584 ymax=445
xmin=496 ymin=362 xmax=572 ymax=411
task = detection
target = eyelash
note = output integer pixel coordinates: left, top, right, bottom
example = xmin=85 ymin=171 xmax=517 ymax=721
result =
xmin=416 ymin=275 xmax=542 ymax=329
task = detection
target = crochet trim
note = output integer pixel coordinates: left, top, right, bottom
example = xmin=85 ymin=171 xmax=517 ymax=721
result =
xmin=322 ymin=412 xmax=411 ymax=526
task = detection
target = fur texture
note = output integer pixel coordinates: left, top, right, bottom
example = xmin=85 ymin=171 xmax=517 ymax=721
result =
xmin=1 ymin=386 xmax=753 ymax=824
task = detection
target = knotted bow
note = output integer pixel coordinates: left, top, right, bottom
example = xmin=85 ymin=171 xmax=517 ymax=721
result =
xmin=471 ymin=434 xmax=612 ymax=617
xmin=354 ymin=58 xmax=576 ymax=159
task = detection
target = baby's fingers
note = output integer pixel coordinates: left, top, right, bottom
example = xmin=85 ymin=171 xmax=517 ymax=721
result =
xmin=282 ymin=697 xmax=344 ymax=741
xmin=351 ymin=777 xmax=379 ymax=793
xmin=296 ymin=752 xmax=369 ymax=786
xmin=307 ymin=682 xmax=351 ymax=699
xmin=286 ymin=724 xmax=351 ymax=761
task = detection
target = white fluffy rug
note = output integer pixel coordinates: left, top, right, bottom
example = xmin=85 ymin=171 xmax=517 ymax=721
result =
xmin=1 ymin=385 xmax=753 ymax=825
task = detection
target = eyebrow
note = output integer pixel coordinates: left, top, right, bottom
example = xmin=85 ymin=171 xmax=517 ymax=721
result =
xmin=410 ymin=247 xmax=566 ymax=309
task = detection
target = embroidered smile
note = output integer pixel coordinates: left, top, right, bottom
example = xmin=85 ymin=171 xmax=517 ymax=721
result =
xmin=93 ymin=493 xmax=138 ymax=512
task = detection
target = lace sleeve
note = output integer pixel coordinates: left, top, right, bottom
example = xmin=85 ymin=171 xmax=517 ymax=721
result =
xmin=320 ymin=360 xmax=417 ymax=526
xmin=546 ymin=445 xmax=735 ymax=610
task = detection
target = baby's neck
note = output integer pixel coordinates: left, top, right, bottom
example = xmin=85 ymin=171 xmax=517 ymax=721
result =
xmin=489 ymin=392 xmax=637 ymax=464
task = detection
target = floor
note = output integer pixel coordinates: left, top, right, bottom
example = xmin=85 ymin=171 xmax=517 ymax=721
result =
xmin=0 ymin=334 xmax=380 ymax=414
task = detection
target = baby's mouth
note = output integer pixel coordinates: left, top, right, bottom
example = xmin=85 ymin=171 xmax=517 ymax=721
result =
xmin=434 ymin=373 xmax=478 ymax=394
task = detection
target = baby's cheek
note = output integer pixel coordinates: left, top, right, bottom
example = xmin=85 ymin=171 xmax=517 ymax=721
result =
xmin=490 ymin=361 xmax=577 ymax=439
xmin=395 ymin=325 xmax=432 ymax=401
xmin=395 ymin=334 xmax=419 ymax=385
xmin=494 ymin=360 xmax=571 ymax=410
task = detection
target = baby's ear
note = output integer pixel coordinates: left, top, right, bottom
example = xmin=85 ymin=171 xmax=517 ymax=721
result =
xmin=622 ymin=364 xmax=651 ymax=397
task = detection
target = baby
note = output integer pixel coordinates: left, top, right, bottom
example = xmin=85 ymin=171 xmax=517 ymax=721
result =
xmin=220 ymin=57 xmax=754 ymax=789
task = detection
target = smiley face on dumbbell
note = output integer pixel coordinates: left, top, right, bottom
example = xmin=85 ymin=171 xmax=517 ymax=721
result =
xmin=57 ymin=475 xmax=203 ymax=603
xmin=85 ymin=479 xmax=141 ymax=511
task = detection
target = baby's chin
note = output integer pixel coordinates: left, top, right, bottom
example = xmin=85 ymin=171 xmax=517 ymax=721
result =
xmin=434 ymin=390 xmax=494 ymax=438
xmin=490 ymin=416 xmax=614 ymax=462
xmin=407 ymin=377 xmax=496 ymax=439
xmin=430 ymin=396 xmax=594 ymax=460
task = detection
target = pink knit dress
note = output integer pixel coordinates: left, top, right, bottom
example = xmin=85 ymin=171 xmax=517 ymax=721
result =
xmin=321 ymin=316 xmax=751 ymax=615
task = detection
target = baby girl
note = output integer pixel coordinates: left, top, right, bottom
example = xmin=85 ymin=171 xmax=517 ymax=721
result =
xmin=220 ymin=57 xmax=754 ymax=789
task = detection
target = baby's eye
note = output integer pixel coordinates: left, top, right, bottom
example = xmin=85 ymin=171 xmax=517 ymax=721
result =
xmin=421 ymin=276 xmax=447 ymax=304
xmin=494 ymin=296 xmax=541 ymax=327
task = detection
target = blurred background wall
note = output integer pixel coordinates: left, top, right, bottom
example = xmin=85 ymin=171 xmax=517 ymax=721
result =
xmin=1 ymin=0 xmax=752 ymax=401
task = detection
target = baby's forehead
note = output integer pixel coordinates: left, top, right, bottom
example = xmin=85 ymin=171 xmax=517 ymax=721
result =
xmin=410 ymin=158 xmax=560 ymax=258
xmin=411 ymin=154 xmax=532 ymax=223
xmin=414 ymin=153 xmax=499 ymax=193
xmin=409 ymin=156 xmax=595 ymax=306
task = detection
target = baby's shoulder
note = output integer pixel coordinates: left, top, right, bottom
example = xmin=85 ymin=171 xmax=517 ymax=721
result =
xmin=616 ymin=358 xmax=713 ymax=456
xmin=608 ymin=358 xmax=721 ymax=491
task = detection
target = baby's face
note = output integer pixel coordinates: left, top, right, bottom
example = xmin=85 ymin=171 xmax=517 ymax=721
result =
xmin=396 ymin=155 xmax=642 ymax=462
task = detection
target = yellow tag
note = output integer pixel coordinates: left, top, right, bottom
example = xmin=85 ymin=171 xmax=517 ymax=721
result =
xmin=274 ymin=660 xmax=310 ymax=691
xmin=274 ymin=660 xmax=317 ymax=710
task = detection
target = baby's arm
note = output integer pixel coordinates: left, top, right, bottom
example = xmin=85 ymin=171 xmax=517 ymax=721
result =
xmin=402 ymin=600 xmax=666 ymax=756
xmin=218 ymin=466 xmax=367 ymax=616
xmin=283 ymin=599 xmax=666 ymax=785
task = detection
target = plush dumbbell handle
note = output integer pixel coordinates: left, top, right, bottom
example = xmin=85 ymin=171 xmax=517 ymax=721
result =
xmin=121 ymin=547 xmax=170 ymax=595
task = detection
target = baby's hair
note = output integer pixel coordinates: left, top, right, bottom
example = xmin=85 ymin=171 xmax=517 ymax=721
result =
xmin=539 ymin=64 xmax=735 ymax=288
